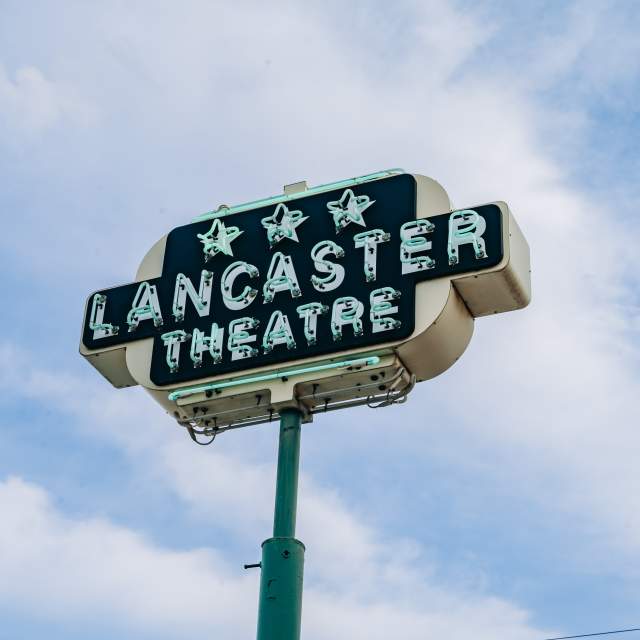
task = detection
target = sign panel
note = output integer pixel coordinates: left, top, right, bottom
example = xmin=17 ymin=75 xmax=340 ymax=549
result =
xmin=81 ymin=174 xmax=504 ymax=386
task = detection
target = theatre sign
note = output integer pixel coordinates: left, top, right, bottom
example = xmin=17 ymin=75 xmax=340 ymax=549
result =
xmin=80 ymin=169 xmax=530 ymax=438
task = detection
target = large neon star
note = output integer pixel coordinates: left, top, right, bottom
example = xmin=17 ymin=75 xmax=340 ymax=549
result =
xmin=326 ymin=189 xmax=375 ymax=232
xmin=196 ymin=218 xmax=243 ymax=261
xmin=261 ymin=203 xmax=308 ymax=247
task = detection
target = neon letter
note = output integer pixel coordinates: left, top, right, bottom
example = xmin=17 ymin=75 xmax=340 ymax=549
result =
xmin=447 ymin=209 xmax=487 ymax=265
xmin=228 ymin=317 xmax=259 ymax=361
xmin=370 ymin=287 xmax=401 ymax=333
xmin=331 ymin=297 xmax=364 ymax=341
xmin=297 ymin=302 xmax=328 ymax=346
xmin=262 ymin=310 xmax=296 ymax=353
xmin=161 ymin=330 xmax=189 ymax=373
xmin=354 ymin=228 xmax=390 ymax=282
xmin=190 ymin=324 xmax=225 ymax=367
xmin=126 ymin=282 xmax=163 ymax=331
xmin=400 ymin=220 xmax=435 ymax=274
xmin=172 ymin=270 xmax=213 ymax=322
xmin=263 ymin=252 xmax=301 ymax=303
xmin=89 ymin=293 xmax=119 ymax=339
xmin=310 ymin=241 xmax=345 ymax=292
xmin=221 ymin=261 xmax=259 ymax=311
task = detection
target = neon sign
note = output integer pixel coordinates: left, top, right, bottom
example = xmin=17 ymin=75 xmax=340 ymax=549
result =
xmin=81 ymin=174 xmax=505 ymax=386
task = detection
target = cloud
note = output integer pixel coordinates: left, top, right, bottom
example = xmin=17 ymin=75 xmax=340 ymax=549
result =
xmin=1 ymin=0 xmax=639 ymax=634
xmin=0 ymin=471 xmax=547 ymax=639
xmin=0 ymin=64 xmax=95 ymax=136
xmin=0 ymin=345 xmax=549 ymax=638
xmin=0 ymin=476 xmax=255 ymax=638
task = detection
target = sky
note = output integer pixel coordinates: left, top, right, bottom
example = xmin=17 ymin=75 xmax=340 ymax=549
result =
xmin=1 ymin=0 xmax=639 ymax=638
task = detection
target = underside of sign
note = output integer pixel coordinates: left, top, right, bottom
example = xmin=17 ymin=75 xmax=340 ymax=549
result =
xmin=79 ymin=169 xmax=530 ymax=438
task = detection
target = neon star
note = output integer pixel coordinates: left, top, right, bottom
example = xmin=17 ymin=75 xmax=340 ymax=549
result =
xmin=326 ymin=189 xmax=375 ymax=233
xmin=197 ymin=219 xmax=243 ymax=261
xmin=261 ymin=203 xmax=308 ymax=247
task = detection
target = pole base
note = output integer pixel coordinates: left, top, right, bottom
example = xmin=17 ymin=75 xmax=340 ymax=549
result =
xmin=256 ymin=537 xmax=305 ymax=640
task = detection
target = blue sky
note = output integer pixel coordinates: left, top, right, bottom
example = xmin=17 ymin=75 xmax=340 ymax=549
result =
xmin=1 ymin=1 xmax=639 ymax=638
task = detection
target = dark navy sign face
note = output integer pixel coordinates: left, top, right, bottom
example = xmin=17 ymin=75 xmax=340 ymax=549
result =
xmin=82 ymin=174 xmax=503 ymax=386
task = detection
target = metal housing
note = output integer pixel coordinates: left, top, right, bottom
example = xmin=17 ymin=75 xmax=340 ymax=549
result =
xmin=79 ymin=172 xmax=531 ymax=435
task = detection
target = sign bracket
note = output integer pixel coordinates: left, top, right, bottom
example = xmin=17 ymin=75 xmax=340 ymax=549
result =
xmin=173 ymin=355 xmax=414 ymax=439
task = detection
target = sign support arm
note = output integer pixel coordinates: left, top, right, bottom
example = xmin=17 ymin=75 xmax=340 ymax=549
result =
xmin=256 ymin=408 xmax=305 ymax=640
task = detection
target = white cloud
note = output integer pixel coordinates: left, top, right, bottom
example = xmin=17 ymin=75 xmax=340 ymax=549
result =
xmin=1 ymin=0 xmax=640 ymax=633
xmin=0 ymin=476 xmax=255 ymax=638
xmin=0 ymin=64 xmax=95 ymax=135
xmin=0 ymin=346 xmax=548 ymax=638
xmin=0 ymin=471 xmax=546 ymax=639
xmin=7 ymin=0 xmax=636 ymax=562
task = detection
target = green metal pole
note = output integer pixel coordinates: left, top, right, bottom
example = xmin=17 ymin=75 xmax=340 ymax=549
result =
xmin=273 ymin=408 xmax=302 ymax=538
xmin=256 ymin=408 xmax=305 ymax=640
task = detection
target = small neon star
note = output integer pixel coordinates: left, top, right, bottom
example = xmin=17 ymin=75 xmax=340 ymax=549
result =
xmin=326 ymin=189 xmax=375 ymax=232
xmin=261 ymin=203 xmax=308 ymax=247
xmin=197 ymin=218 xmax=243 ymax=261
